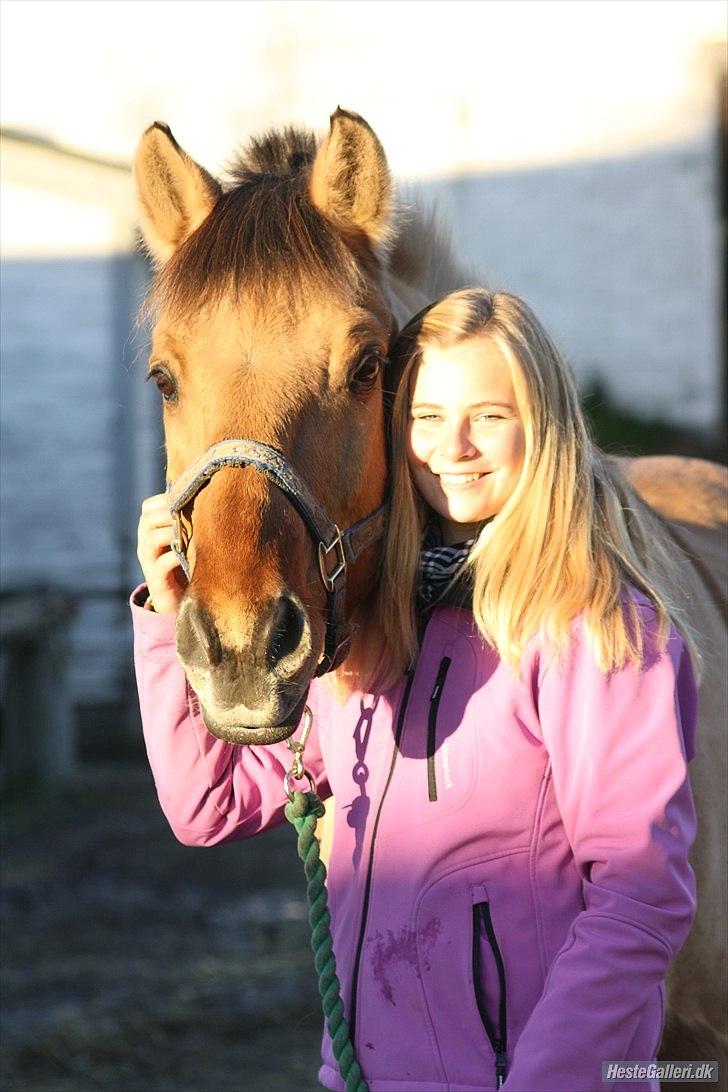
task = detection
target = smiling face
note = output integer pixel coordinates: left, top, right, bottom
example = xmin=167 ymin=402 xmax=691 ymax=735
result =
xmin=406 ymin=335 xmax=525 ymax=544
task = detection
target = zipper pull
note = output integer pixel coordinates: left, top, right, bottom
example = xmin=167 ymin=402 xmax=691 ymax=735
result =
xmin=429 ymin=656 xmax=451 ymax=703
xmin=495 ymin=1049 xmax=507 ymax=1088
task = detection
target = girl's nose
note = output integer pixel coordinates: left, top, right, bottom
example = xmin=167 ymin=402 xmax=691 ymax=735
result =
xmin=441 ymin=421 xmax=476 ymax=460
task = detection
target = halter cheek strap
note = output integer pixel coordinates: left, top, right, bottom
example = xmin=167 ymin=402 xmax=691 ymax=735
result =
xmin=166 ymin=439 xmax=388 ymax=675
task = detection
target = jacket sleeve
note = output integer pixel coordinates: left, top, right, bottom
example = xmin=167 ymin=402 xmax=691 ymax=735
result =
xmin=504 ymin=602 xmax=697 ymax=1092
xmin=131 ymin=586 xmax=330 ymax=846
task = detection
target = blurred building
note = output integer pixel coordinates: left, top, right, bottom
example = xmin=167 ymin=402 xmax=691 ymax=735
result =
xmin=1 ymin=129 xmax=160 ymax=744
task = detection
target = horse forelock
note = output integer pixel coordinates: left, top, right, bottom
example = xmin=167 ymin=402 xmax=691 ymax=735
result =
xmin=227 ymin=125 xmax=319 ymax=181
xmin=148 ymin=186 xmax=357 ymax=323
xmin=143 ymin=124 xmax=391 ymax=326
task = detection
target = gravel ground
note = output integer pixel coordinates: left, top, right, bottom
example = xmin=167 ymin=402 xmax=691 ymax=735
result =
xmin=1 ymin=765 xmax=324 ymax=1092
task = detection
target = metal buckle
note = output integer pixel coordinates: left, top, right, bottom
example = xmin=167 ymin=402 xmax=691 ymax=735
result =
xmin=318 ymin=526 xmax=346 ymax=592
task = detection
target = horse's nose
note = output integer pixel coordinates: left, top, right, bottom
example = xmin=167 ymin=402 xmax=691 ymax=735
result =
xmin=178 ymin=597 xmax=224 ymax=668
xmin=177 ymin=592 xmax=310 ymax=679
xmin=265 ymin=595 xmax=306 ymax=669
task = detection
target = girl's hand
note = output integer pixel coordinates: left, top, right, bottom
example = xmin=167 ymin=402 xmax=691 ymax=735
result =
xmin=137 ymin=494 xmax=188 ymax=614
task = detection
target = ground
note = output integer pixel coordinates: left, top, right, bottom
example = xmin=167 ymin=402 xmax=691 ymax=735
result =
xmin=1 ymin=765 xmax=324 ymax=1092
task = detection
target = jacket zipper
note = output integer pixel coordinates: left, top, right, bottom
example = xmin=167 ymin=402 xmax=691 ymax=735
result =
xmin=472 ymin=901 xmax=508 ymax=1089
xmin=427 ymin=656 xmax=451 ymax=801
xmin=348 ymin=667 xmax=416 ymax=1045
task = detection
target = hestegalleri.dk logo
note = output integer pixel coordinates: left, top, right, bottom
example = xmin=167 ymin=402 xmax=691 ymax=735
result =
xmin=601 ymin=1060 xmax=718 ymax=1083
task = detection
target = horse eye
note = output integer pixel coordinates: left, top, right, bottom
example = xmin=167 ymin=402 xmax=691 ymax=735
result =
xmin=349 ymin=350 xmax=383 ymax=393
xmin=147 ymin=367 xmax=178 ymax=402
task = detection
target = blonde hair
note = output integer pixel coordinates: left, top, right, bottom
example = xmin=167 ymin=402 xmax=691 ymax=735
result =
xmin=357 ymin=287 xmax=698 ymax=688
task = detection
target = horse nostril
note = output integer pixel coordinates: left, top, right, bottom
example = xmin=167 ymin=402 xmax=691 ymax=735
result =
xmin=266 ymin=596 xmax=305 ymax=669
xmin=186 ymin=600 xmax=224 ymax=667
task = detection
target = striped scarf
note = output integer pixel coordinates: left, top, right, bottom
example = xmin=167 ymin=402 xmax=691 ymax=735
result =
xmin=418 ymin=523 xmax=476 ymax=607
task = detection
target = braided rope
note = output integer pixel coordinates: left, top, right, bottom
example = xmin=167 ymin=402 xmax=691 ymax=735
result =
xmin=285 ymin=789 xmax=369 ymax=1092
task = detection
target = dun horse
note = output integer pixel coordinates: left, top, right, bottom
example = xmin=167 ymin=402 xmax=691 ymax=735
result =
xmin=133 ymin=110 xmax=727 ymax=1076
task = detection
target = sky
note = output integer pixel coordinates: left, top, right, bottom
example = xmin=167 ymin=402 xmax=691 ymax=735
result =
xmin=1 ymin=0 xmax=725 ymax=180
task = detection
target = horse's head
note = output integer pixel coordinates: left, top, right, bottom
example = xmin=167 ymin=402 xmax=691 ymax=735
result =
xmin=134 ymin=110 xmax=402 ymax=744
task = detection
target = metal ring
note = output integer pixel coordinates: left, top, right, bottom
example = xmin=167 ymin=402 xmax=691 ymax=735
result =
xmin=284 ymin=769 xmax=316 ymax=802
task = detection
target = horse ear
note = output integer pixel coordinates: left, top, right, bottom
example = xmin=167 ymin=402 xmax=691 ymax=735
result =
xmin=309 ymin=109 xmax=393 ymax=251
xmin=133 ymin=122 xmax=222 ymax=264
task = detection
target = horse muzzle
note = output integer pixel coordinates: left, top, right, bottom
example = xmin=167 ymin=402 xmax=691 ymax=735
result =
xmin=167 ymin=438 xmax=387 ymax=679
xmin=175 ymin=592 xmax=317 ymax=743
xmin=200 ymin=690 xmax=310 ymax=746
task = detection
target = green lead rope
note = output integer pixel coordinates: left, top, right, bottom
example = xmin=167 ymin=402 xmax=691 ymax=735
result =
xmin=285 ymin=789 xmax=369 ymax=1092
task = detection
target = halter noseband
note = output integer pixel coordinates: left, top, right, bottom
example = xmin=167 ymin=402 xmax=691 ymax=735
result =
xmin=166 ymin=438 xmax=388 ymax=675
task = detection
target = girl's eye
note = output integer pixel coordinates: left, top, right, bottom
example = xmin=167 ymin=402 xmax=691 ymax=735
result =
xmin=348 ymin=349 xmax=383 ymax=393
xmin=147 ymin=366 xmax=178 ymax=403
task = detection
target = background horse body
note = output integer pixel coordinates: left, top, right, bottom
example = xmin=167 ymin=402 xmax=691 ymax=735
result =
xmin=134 ymin=110 xmax=727 ymax=1076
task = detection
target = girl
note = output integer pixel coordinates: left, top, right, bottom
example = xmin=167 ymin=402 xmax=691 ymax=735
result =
xmin=133 ymin=289 xmax=698 ymax=1092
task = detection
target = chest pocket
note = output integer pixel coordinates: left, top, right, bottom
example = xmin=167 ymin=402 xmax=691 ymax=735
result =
xmin=384 ymin=626 xmax=482 ymax=837
xmin=404 ymin=629 xmax=481 ymax=817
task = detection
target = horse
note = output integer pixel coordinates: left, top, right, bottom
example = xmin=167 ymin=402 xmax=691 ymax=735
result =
xmin=133 ymin=109 xmax=727 ymax=1080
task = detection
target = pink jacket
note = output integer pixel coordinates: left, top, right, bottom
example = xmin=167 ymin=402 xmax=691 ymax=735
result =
xmin=131 ymin=586 xmax=697 ymax=1092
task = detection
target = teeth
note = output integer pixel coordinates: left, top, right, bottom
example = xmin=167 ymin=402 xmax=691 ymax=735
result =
xmin=439 ymin=473 xmax=483 ymax=485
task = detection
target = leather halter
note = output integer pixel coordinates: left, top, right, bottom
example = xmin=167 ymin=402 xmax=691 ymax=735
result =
xmin=166 ymin=438 xmax=388 ymax=675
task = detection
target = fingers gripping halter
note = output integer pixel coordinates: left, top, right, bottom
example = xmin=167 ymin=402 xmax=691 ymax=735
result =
xmin=166 ymin=439 xmax=388 ymax=676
